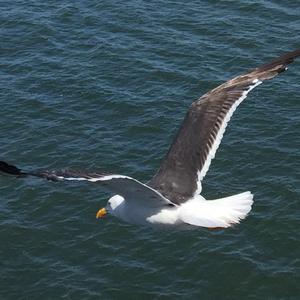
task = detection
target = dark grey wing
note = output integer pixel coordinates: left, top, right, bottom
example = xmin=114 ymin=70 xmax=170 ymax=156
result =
xmin=0 ymin=161 xmax=173 ymax=207
xmin=149 ymin=49 xmax=300 ymax=204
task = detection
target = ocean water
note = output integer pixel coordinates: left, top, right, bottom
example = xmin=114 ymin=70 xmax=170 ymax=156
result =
xmin=1 ymin=1 xmax=299 ymax=299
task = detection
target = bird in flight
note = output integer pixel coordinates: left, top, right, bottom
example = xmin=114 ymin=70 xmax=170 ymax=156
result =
xmin=1 ymin=49 xmax=299 ymax=229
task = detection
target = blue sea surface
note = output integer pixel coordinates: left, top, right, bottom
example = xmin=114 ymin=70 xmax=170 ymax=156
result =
xmin=1 ymin=1 xmax=299 ymax=299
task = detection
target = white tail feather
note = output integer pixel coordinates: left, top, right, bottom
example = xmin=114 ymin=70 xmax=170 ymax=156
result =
xmin=179 ymin=191 xmax=254 ymax=228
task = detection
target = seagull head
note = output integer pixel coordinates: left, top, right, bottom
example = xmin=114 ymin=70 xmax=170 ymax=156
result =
xmin=96 ymin=194 xmax=125 ymax=219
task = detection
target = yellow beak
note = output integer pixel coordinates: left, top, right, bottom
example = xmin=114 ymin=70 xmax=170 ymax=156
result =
xmin=96 ymin=208 xmax=107 ymax=219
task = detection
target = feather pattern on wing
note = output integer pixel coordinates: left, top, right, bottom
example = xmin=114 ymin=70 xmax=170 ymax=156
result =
xmin=149 ymin=49 xmax=300 ymax=204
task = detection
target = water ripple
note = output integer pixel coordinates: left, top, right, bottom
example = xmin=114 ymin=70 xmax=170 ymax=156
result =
xmin=1 ymin=0 xmax=300 ymax=299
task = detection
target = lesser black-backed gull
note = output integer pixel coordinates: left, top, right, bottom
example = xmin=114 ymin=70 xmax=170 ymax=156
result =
xmin=1 ymin=49 xmax=299 ymax=229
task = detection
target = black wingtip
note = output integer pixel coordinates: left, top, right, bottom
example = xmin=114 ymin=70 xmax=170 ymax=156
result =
xmin=258 ymin=48 xmax=300 ymax=73
xmin=0 ymin=161 xmax=23 ymax=176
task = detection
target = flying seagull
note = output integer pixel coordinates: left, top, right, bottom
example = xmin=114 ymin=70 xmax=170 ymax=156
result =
xmin=1 ymin=49 xmax=299 ymax=229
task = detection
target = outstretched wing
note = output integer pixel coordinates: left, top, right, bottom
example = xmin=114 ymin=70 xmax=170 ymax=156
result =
xmin=149 ymin=49 xmax=300 ymax=204
xmin=0 ymin=161 xmax=173 ymax=207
